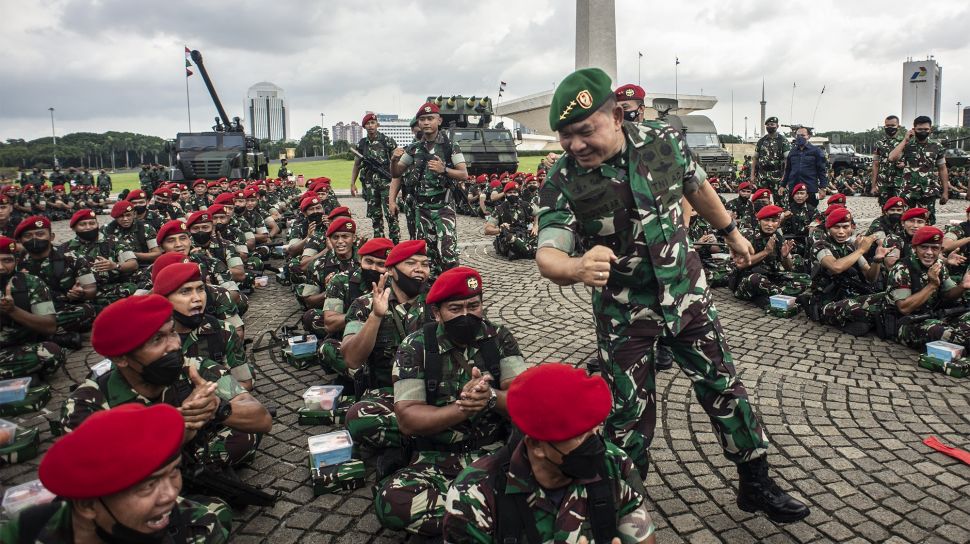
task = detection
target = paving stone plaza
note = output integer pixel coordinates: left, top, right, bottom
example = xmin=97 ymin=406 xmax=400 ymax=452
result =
xmin=2 ymin=194 xmax=969 ymax=544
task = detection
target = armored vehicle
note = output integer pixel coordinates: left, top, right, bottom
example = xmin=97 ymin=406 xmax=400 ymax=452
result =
xmin=425 ymin=95 xmax=518 ymax=175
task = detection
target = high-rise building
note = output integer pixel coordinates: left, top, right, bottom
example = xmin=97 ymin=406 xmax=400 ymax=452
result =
xmin=963 ymin=106 xmax=970 ymax=128
xmin=901 ymin=58 xmax=943 ymax=126
xmin=245 ymin=82 xmax=289 ymax=141
xmin=379 ymin=120 xmax=416 ymax=145
xmin=332 ymin=121 xmax=364 ymax=144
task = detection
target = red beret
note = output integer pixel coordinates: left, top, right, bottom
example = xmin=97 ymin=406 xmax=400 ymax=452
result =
xmin=328 ymin=206 xmax=351 ymax=220
xmin=92 ymin=294 xmax=173 ymax=356
xmin=326 ymin=217 xmax=356 ymax=237
xmin=299 ymin=190 xmax=319 ymax=202
xmin=186 ymin=210 xmax=212 ymax=227
xmin=153 ymin=262 xmax=202 ymax=296
xmin=358 ymin=237 xmax=394 ymax=259
xmin=207 ymin=181 xmax=221 ymax=189
xmin=242 ymin=189 xmax=256 ymax=199
xmin=475 ymin=174 xmax=487 ymax=183
xmin=151 ymin=252 xmax=192 ymax=284
xmin=156 ymin=220 xmax=188 ymax=246
xmin=825 ymin=207 xmax=852 ymax=228
xmin=912 ymin=226 xmax=945 ymax=246
xmin=39 ymin=404 xmax=184 ymax=500
xmin=362 ymin=113 xmax=377 ymax=125
xmin=901 ymin=207 xmax=929 ymax=221
xmin=192 ymin=178 xmax=207 ymax=187
xmin=416 ymin=102 xmax=440 ymax=117
xmin=791 ymin=183 xmax=807 ymax=194
xmin=212 ymin=192 xmax=235 ymax=206
xmin=127 ymin=189 xmax=146 ymax=201
xmin=755 ymin=205 xmax=783 ymax=220
xmin=507 ymin=363 xmax=612 ymax=442
xmin=883 ymin=197 xmax=907 ymax=212
xmin=110 ymin=200 xmax=134 ymax=218
xmin=614 ymin=83 xmax=646 ymax=101
xmin=232 ymin=191 xmax=246 ymax=200
xmin=153 ymin=187 xmax=172 ymax=198
xmin=300 ymin=197 xmax=321 ymax=213
xmin=0 ymin=236 xmax=16 ymax=255
xmin=827 ymin=193 xmax=846 ymax=205
xmin=738 ymin=181 xmax=752 ymax=191
xmin=207 ymin=204 xmax=226 ymax=217
xmin=385 ymin=240 xmax=427 ymax=268
xmin=503 ymin=182 xmax=519 ymax=193
xmin=52 ymin=185 xmax=65 ymax=192
xmin=823 ymin=204 xmax=845 ymax=216
xmin=489 ymin=180 xmax=502 ymax=189
xmin=70 ymin=209 xmax=97 ymax=228
xmin=0 ymin=195 xmax=9 ymax=207
xmin=14 ymin=215 xmax=51 ymax=239
xmin=750 ymin=188 xmax=771 ymax=201
xmin=426 ymin=266 xmax=483 ymax=304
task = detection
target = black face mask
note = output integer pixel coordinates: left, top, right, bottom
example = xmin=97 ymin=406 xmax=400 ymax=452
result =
xmin=360 ymin=267 xmax=382 ymax=287
xmin=234 ymin=206 xmax=246 ymax=214
xmin=136 ymin=350 xmax=184 ymax=386
xmin=173 ymin=310 xmax=205 ymax=329
xmin=23 ymin=238 xmax=50 ymax=254
xmin=506 ymin=194 xmax=520 ymax=202
xmin=77 ymin=229 xmax=99 ymax=242
xmin=885 ymin=127 xmax=898 ymax=137
xmin=622 ymin=109 xmax=639 ymax=122
xmin=95 ymin=499 xmax=170 ymax=544
xmin=191 ymin=231 xmax=211 ymax=246
xmin=258 ymin=190 xmax=267 ymax=196
xmin=766 ymin=126 xmax=778 ymax=134
xmin=556 ymin=434 xmax=606 ymax=480
xmin=887 ymin=213 xmax=901 ymax=224
xmin=213 ymin=222 xmax=228 ymax=233
xmin=134 ymin=205 xmax=148 ymax=215
xmin=394 ymin=270 xmax=426 ymax=298
xmin=443 ymin=313 xmax=482 ymax=346
xmin=915 ymin=131 xmax=930 ymax=141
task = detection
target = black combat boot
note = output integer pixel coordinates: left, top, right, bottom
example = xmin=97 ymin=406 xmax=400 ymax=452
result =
xmin=751 ymin=295 xmax=771 ymax=309
xmin=655 ymin=343 xmax=674 ymax=371
xmin=736 ymin=456 xmax=810 ymax=523
xmin=52 ymin=332 xmax=82 ymax=350
xmin=843 ymin=320 xmax=872 ymax=337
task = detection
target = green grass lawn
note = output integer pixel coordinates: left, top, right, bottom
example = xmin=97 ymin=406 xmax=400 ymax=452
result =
xmin=110 ymin=156 xmax=547 ymax=193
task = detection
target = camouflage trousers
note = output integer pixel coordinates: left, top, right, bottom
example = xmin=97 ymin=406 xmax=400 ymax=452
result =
xmin=192 ymin=426 xmax=262 ymax=467
xmin=364 ymin=178 xmax=400 ymax=243
xmin=55 ymin=302 xmax=98 ymax=333
xmin=733 ymin=272 xmax=810 ymax=300
xmin=399 ymin=192 xmax=417 ymax=240
xmin=877 ymin=181 xmax=901 ymax=207
xmin=375 ymin=444 xmax=502 ymax=536
xmin=905 ymin=194 xmax=938 ymax=225
xmin=493 ymin=229 xmax=537 ymax=260
xmin=95 ymin=281 xmax=138 ymax=308
xmin=898 ymin=312 xmax=970 ymax=351
xmin=820 ymin=293 xmax=886 ymax=327
xmin=0 ymin=341 xmax=65 ymax=379
xmin=416 ymin=203 xmax=459 ymax=276
xmin=757 ymin=171 xmax=785 ymax=199
xmin=317 ymin=337 xmax=349 ymax=377
xmin=346 ymin=387 xmax=402 ymax=450
xmin=596 ymin=311 xmax=769 ymax=475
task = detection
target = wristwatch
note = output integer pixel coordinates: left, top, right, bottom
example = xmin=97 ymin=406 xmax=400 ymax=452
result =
xmin=213 ymin=400 xmax=232 ymax=423
xmin=716 ymin=219 xmax=737 ymax=237
xmin=485 ymin=388 xmax=498 ymax=412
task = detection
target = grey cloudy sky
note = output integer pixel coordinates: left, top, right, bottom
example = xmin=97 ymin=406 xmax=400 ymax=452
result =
xmin=3 ymin=0 xmax=968 ymax=142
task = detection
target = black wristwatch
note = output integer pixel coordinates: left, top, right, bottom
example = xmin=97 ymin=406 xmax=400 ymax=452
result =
xmin=213 ymin=400 xmax=232 ymax=423
xmin=485 ymin=388 xmax=498 ymax=412
xmin=716 ymin=219 xmax=737 ymax=237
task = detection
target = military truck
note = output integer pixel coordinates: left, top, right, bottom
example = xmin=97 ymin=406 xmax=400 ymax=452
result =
xmin=943 ymin=136 xmax=970 ymax=169
xmin=425 ymin=95 xmax=518 ymax=175
xmin=652 ymin=99 xmax=736 ymax=179
xmin=170 ymin=50 xmax=268 ymax=181
xmin=825 ymin=143 xmax=871 ymax=175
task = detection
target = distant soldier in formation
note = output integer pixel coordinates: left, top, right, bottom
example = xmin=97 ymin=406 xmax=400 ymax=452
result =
xmin=484 ymin=181 xmax=537 ymax=260
xmin=751 ymin=116 xmax=791 ymax=199
xmin=352 ymin=113 xmax=400 ymax=243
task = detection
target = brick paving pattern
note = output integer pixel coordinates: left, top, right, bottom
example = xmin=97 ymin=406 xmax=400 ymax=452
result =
xmin=2 ymin=194 xmax=969 ymax=543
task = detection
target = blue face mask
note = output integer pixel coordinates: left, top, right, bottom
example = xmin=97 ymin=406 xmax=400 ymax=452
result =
xmin=795 ymin=135 xmax=807 ymax=146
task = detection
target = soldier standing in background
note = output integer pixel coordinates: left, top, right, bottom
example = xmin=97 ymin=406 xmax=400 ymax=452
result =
xmin=751 ymin=117 xmax=791 ymax=200
xmin=889 ymin=116 xmax=949 ymax=225
xmin=352 ymin=113 xmax=401 ymax=243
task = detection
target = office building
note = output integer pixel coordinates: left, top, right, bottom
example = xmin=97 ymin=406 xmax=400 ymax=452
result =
xmin=244 ymin=82 xmax=289 ymax=141
xmin=901 ymin=58 xmax=942 ymax=126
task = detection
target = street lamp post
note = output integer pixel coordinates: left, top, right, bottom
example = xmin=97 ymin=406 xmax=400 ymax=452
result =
xmin=48 ymin=107 xmax=57 ymax=168
xmin=744 ymin=116 xmax=748 ymax=140
xmin=320 ymin=113 xmax=327 ymax=159
xmin=958 ymin=101 xmax=963 ymax=128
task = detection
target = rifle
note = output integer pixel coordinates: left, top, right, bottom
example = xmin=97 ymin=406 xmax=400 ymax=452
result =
xmin=898 ymin=305 xmax=970 ymax=326
xmin=350 ymin=147 xmax=392 ymax=180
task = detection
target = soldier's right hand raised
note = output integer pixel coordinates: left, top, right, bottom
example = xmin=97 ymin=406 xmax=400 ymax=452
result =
xmin=179 ymin=364 xmax=219 ymax=430
xmin=370 ymin=273 xmax=391 ymax=318
xmin=577 ymin=245 xmax=617 ymax=288
xmin=928 ymin=262 xmax=942 ymax=287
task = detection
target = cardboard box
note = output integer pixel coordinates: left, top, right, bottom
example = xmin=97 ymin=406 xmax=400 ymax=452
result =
xmin=0 ymin=377 xmax=31 ymax=405
xmin=769 ymin=295 xmax=798 ymax=310
xmin=2 ymin=479 xmax=55 ymax=516
xmin=926 ymin=340 xmax=964 ymax=362
xmin=310 ymin=459 xmax=365 ymax=496
xmin=308 ymin=430 xmax=353 ymax=470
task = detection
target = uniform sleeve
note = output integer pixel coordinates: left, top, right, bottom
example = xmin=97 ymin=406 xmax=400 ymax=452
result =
xmin=193 ymin=358 xmax=246 ymax=401
xmin=887 ymin=263 xmax=912 ymax=303
xmin=674 ymin=130 xmax=705 ymax=194
xmin=322 ymin=274 xmax=349 ymax=314
xmin=28 ymin=276 xmax=56 ymax=315
xmin=495 ymin=326 xmax=527 ymax=387
xmin=940 ymin=269 xmax=957 ymax=291
xmin=224 ymin=324 xmax=252 ymax=383
xmin=74 ymin=255 xmax=97 ymax=286
xmin=451 ymin=141 xmax=466 ymax=166
xmin=442 ymin=466 xmax=496 ymax=544
xmin=611 ymin=447 xmax=657 ymax=543
xmin=944 ymin=225 xmax=962 ymax=241
xmin=399 ymin=147 xmax=415 ymax=167
xmin=813 ymin=241 xmax=833 ymax=263
xmin=536 ymin=170 xmax=579 ymax=255
xmin=342 ymin=296 xmax=372 ymax=337
xmin=60 ymin=380 xmax=106 ymax=433
xmin=393 ymin=331 xmax=427 ymax=403
xmin=936 ymin=144 xmax=946 ymax=167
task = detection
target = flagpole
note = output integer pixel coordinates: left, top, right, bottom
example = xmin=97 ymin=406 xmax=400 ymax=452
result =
xmin=185 ymin=71 xmax=192 ymax=132
xmin=674 ymin=56 xmax=679 ymax=105
xmin=790 ymin=82 xmax=796 ymax=124
xmin=811 ymin=85 xmax=826 ymax=128
xmin=638 ymin=51 xmax=643 ymax=87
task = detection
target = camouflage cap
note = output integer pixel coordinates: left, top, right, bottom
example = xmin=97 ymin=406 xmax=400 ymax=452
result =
xmin=549 ymin=67 xmax=613 ymax=132
xmin=765 ymin=116 xmax=779 ymax=124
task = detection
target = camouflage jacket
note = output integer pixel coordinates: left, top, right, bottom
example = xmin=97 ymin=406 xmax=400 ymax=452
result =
xmin=783 ymin=201 xmax=819 ymax=238
xmin=874 ymin=134 xmax=905 ymax=187
xmin=345 ymin=288 xmax=429 ymax=387
xmin=443 ymin=441 xmax=654 ymax=544
xmin=754 ymin=133 xmax=791 ymax=174
xmin=865 ymin=214 xmax=905 ymax=241
xmin=487 ymin=198 xmax=533 ymax=230
xmin=101 ymin=219 xmax=159 ymax=253
xmin=811 ymin=236 xmax=872 ymax=303
xmin=0 ymin=272 xmax=56 ymax=346
xmin=240 ymin=209 xmax=268 ymax=235
xmin=227 ymin=215 xmax=254 ymax=248
xmin=141 ymin=209 xmax=165 ymax=231
xmin=206 ymin=284 xmax=244 ymax=330
xmin=887 ymin=254 xmax=955 ymax=313
xmin=725 ymin=196 xmax=754 ymax=225
xmin=739 ymin=228 xmax=786 ymax=274
xmin=181 ymin=315 xmax=249 ymax=383
xmin=60 ymin=236 xmax=136 ymax=286
xmin=899 ymin=138 xmax=945 ymax=196
xmin=60 ymin=357 xmax=246 ymax=433
xmin=18 ymin=247 xmax=96 ymax=307
xmin=393 ymin=318 xmax=526 ymax=445
xmin=322 ymin=269 xmax=365 ymax=318
xmin=298 ymin=251 xmax=358 ymax=299
xmin=537 ymin=120 xmax=710 ymax=337
xmin=399 ymin=132 xmax=465 ymax=203
xmin=357 ymin=132 xmax=398 ymax=182
xmin=186 ymin=194 xmax=211 ymax=212
xmin=0 ymin=496 xmax=230 ymax=544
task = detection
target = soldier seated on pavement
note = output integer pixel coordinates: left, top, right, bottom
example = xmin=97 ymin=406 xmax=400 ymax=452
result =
xmin=444 ymin=363 xmax=656 ymax=544
xmin=128 ymin=189 xmax=165 ymax=231
xmin=886 ymin=226 xmax=970 ymax=351
xmin=63 ymin=208 xmax=139 ymax=307
xmin=342 ymin=241 xmax=431 ymax=465
xmin=284 ymin=196 xmax=326 ymax=285
xmin=747 ymin=188 xmax=773 ymax=227
xmin=725 ymin=181 xmax=754 ymax=223
xmin=807 ymin=207 xmax=890 ymax=336
xmin=102 ymin=199 xmax=163 ymax=268
xmin=374 ymin=266 xmax=527 ymax=538
xmin=185 ymin=211 xmax=246 ymax=286
xmin=731 ymin=205 xmax=809 ymax=307
xmin=0 ymin=403 xmax=231 ymax=544
xmin=0 ymin=235 xmax=64 ymax=380
xmin=60 ymin=294 xmax=272 ymax=467
xmin=296 ymin=217 xmax=359 ymax=310
xmin=484 ymin=182 xmax=538 ymax=261
xmin=865 ymin=196 xmax=907 ymax=243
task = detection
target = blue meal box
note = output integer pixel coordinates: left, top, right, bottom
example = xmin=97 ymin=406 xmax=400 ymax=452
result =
xmin=308 ymin=430 xmax=353 ymax=470
xmin=926 ymin=340 xmax=964 ymax=363
xmin=769 ymin=295 xmax=797 ymax=310
xmin=0 ymin=377 xmax=31 ymax=405
xmin=288 ymin=334 xmax=318 ymax=356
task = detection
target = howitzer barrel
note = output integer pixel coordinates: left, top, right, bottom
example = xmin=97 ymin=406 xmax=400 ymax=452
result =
xmin=190 ymin=50 xmax=233 ymax=131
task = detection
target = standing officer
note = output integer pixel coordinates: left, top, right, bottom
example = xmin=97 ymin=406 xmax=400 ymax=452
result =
xmin=97 ymin=167 xmax=113 ymax=195
xmin=352 ymin=113 xmax=401 ymax=243
xmin=751 ymin=117 xmax=791 ymax=199
xmin=535 ymin=68 xmax=808 ymax=523
xmin=782 ymin=126 xmax=828 ymax=208
xmin=278 ymin=158 xmax=292 ymax=179
xmin=615 ymin=83 xmax=646 ymax=122
xmin=444 ymin=363 xmax=657 ymax=544
xmin=888 ymin=115 xmax=949 ymax=224
xmin=871 ymin=115 xmax=904 ymax=206
xmin=390 ymin=103 xmax=469 ymax=276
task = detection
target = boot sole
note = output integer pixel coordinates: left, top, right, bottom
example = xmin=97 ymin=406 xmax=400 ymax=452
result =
xmin=737 ymin=498 xmax=810 ymax=523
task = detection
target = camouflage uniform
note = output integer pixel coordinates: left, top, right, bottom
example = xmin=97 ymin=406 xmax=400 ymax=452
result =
xmin=139 ymin=167 xmax=153 ymax=192
xmin=487 ymin=197 xmax=536 ymax=260
xmin=375 ymin=319 xmax=527 ymax=536
xmin=874 ymin=133 xmax=904 ymax=206
xmin=0 ymin=496 xmax=231 ymax=544
xmin=343 ymin=288 xmax=429 ymax=450
xmin=190 ymin=239 xmax=244 ymax=291
xmin=61 ymin=357 xmax=260 ymax=466
xmin=754 ymin=132 xmax=792 ymax=197
xmin=866 ymin=214 xmax=905 ymax=243
xmin=101 ymin=218 xmax=159 ymax=262
xmin=443 ymin=441 xmax=655 ymax=544
xmin=296 ymin=249 xmax=357 ymax=308
xmin=898 ymin=137 xmax=946 ymax=224
xmin=0 ymin=272 xmax=65 ymax=379
xmin=60 ymin=235 xmax=138 ymax=307
xmin=811 ymin=235 xmax=886 ymax=327
xmin=888 ymin=255 xmax=970 ymax=349
xmin=399 ymin=133 xmax=464 ymax=275
xmin=96 ymin=172 xmax=112 ymax=194
xmin=306 ymin=269 xmax=359 ymax=338
xmin=181 ymin=315 xmax=251 ymax=385
xmin=725 ymin=195 xmax=754 ymax=225
xmin=944 ymin=222 xmax=970 ymax=278
xmin=732 ymin=228 xmax=810 ymax=300
xmin=19 ymin=247 xmax=98 ymax=333
xmin=358 ymin=132 xmax=401 ymax=242
xmin=537 ymin=120 xmax=770 ymax=474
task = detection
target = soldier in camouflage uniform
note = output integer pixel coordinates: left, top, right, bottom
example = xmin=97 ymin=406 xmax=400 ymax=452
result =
xmin=391 ymin=102 xmax=468 ymax=276
xmin=61 ymin=294 xmax=273 ymax=467
xmin=148 ymin=252 xmax=246 ymax=338
xmin=138 ymin=163 xmax=153 ymax=192
xmin=352 ymin=113 xmax=401 ymax=243
xmin=0 ymin=194 xmax=20 ymax=239
xmin=97 ymin=168 xmax=112 ymax=195
xmin=484 ymin=182 xmax=537 ymax=260
xmin=186 ymin=179 xmax=212 ymax=212
xmin=865 ymin=196 xmax=907 ymax=243
xmin=375 ymin=266 xmax=527 ymax=536
xmin=725 ymin=181 xmax=754 ymax=225
xmin=174 ymin=214 xmax=245 ymax=293
xmin=283 ymin=196 xmax=327 ymax=286
xmin=751 ymin=116 xmax=791 ymax=198
xmin=0 ymin=236 xmax=64 ymax=379
xmin=342 ymin=241 xmax=430 ymax=456
xmin=127 ymin=189 xmax=165 ymax=231
xmin=889 ymin=116 xmax=949 ymax=224
xmin=393 ymin=119 xmax=422 ymax=240
xmin=102 ymin=199 xmax=163 ymax=268
xmin=444 ymin=364 xmax=656 ymax=544
xmin=1 ymin=403 xmax=231 ymax=544
xmin=296 ymin=217 xmax=359 ymax=310
xmin=62 ymin=209 xmax=139 ymax=307
xmin=870 ymin=115 xmax=905 ymax=206
xmin=732 ymin=205 xmax=810 ymax=304
xmin=535 ymin=68 xmax=808 ymax=523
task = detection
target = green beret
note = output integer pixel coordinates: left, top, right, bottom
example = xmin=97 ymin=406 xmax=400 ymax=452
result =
xmin=549 ymin=68 xmax=613 ymax=132
xmin=765 ymin=116 xmax=779 ymax=124
xmin=409 ymin=117 xmax=418 ymax=128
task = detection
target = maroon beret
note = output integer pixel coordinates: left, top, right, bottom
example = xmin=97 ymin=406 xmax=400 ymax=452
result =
xmin=328 ymin=206 xmax=351 ymax=220
xmin=156 ymin=220 xmax=188 ymax=246
xmin=750 ymin=188 xmax=771 ymax=201
xmin=326 ymin=217 xmax=356 ymax=237
xmin=151 ymin=252 xmax=192 ymax=285
xmin=825 ymin=208 xmax=852 ymax=228
xmin=426 ymin=266 xmax=483 ymax=304
xmin=755 ymin=205 xmax=784 ymax=220
xmin=883 ymin=197 xmax=907 ymax=212
xmin=0 ymin=236 xmax=16 ymax=255
xmin=503 ymin=182 xmax=519 ymax=193
xmin=300 ymin=197 xmax=321 ymax=213
xmin=385 ymin=240 xmax=427 ymax=268
xmin=358 ymin=237 xmax=394 ymax=259
xmin=738 ymin=181 xmax=753 ymax=191
xmin=614 ymin=83 xmax=646 ymax=101
xmin=153 ymin=262 xmax=202 ymax=296
xmin=70 ymin=209 xmax=97 ymax=228
xmin=912 ymin=226 xmax=945 ymax=246
xmin=507 ymin=363 xmax=612 ymax=442
xmin=416 ymin=102 xmax=440 ymax=117
xmin=207 ymin=204 xmax=226 ymax=217
xmin=126 ymin=189 xmax=146 ymax=201
xmin=791 ymin=183 xmax=807 ymax=194
xmin=14 ymin=215 xmax=51 ymax=239
xmin=827 ymin=193 xmax=847 ymax=205
xmin=92 ymin=294 xmax=173 ymax=356
xmin=186 ymin=210 xmax=212 ymax=227
xmin=362 ymin=113 xmax=377 ymax=125
xmin=110 ymin=200 xmax=134 ymax=218
xmin=901 ymin=207 xmax=929 ymax=222
xmin=212 ymin=192 xmax=235 ymax=206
